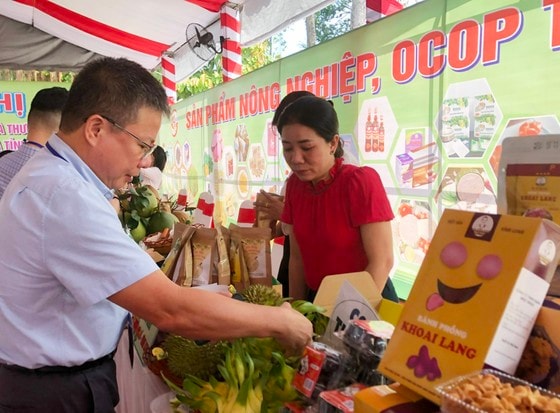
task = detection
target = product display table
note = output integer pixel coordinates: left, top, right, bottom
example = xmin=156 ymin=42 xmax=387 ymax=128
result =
xmin=115 ymin=330 xmax=169 ymax=413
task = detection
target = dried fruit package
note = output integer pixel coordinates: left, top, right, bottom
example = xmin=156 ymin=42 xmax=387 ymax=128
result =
xmin=175 ymin=228 xmax=194 ymax=287
xmin=210 ymin=225 xmax=231 ymax=286
xmin=255 ymin=191 xmax=283 ymax=229
xmin=190 ymin=227 xmax=216 ymax=286
xmin=161 ymin=223 xmax=195 ymax=285
xmin=498 ymin=135 xmax=560 ymax=222
xmin=497 ymin=135 xmax=560 ymax=295
xmin=228 ymin=224 xmax=250 ymax=291
xmin=230 ymin=224 xmax=272 ymax=287
xmin=516 ymin=297 xmax=560 ymax=394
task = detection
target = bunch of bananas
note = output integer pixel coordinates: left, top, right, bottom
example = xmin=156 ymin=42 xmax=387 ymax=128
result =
xmin=158 ymin=286 xmax=330 ymax=413
xmin=291 ymin=300 xmax=330 ymax=337
xmin=164 ymin=339 xmax=298 ymax=413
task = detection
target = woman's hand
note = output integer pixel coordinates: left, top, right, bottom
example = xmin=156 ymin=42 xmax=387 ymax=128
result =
xmin=254 ymin=190 xmax=284 ymax=221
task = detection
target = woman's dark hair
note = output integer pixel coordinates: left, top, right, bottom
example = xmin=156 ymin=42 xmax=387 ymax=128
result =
xmin=277 ymin=95 xmax=344 ymax=158
xmin=272 ymin=90 xmax=315 ymax=127
xmin=152 ymin=146 xmax=167 ymax=171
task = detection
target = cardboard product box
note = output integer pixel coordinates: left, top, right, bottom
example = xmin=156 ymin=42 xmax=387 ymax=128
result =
xmin=354 ymin=382 xmax=438 ymax=413
xmin=314 ymin=272 xmax=382 ymax=317
xmin=313 ymin=271 xmax=403 ymax=323
xmin=516 ymin=296 xmax=560 ymax=393
xmin=379 ymin=209 xmax=560 ymax=404
xmin=312 ymin=271 xmax=403 ymax=348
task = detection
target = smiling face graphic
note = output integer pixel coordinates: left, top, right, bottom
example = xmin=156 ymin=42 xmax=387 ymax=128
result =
xmin=426 ymin=240 xmax=503 ymax=311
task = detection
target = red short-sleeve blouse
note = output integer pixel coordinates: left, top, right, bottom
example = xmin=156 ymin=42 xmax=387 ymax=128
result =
xmin=281 ymin=159 xmax=394 ymax=291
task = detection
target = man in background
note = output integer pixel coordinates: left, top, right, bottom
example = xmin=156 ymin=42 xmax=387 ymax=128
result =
xmin=0 ymin=86 xmax=68 ymax=199
xmin=138 ymin=145 xmax=167 ymax=189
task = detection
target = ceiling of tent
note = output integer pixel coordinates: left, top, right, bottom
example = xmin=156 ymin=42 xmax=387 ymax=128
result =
xmin=0 ymin=0 xmax=334 ymax=81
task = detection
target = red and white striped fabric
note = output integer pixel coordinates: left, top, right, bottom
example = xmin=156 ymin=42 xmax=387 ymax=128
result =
xmin=161 ymin=56 xmax=176 ymax=105
xmin=0 ymin=0 xmax=336 ymax=81
xmin=220 ymin=4 xmax=242 ymax=82
xmin=366 ymin=0 xmax=404 ymax=23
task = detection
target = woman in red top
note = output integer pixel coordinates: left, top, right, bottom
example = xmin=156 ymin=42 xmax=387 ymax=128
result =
xmin=278 ymin=96 xmax=398 ymax=302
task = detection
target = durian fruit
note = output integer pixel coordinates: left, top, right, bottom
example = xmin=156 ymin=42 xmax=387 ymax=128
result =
xmin=240 ymin=284 xmax=285 ymax=306
xmin=162 ymin=335 xmax=229 ymax=381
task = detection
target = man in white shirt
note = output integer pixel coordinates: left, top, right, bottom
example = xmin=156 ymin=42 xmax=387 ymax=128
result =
xmin=0 ymin=57 xmax=312 ymax=413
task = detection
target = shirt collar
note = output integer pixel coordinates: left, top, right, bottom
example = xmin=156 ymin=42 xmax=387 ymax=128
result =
xmin=47 ymin=134 xmax=114 ymax=201
xmin=310 ymin=157 xmax=344 ymax=193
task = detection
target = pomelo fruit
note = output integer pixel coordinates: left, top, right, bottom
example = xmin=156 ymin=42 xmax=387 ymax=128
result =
xmin=130 ymin=220 xmax=147 ymax=243
xmin=147 ymin=211 xmax=179 ymax=234
xmin=131 ymin=186 xmax=159 ymax=218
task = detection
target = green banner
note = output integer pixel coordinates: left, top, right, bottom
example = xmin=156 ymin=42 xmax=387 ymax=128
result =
xmin=0 ymin=81 xmax=69 ymax=151
xmin=158 ymin=0 xmax=560 ymax=297
xmin=3 ymin=0 xmax=555 ymax=298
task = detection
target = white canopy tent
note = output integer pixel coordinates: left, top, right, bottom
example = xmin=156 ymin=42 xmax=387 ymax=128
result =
xmin=0 ymin=0 xmax=336 ymax=81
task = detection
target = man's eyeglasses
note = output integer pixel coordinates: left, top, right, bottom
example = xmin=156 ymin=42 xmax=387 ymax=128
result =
xmin=100 ymin=115 xmax=156 ymax=159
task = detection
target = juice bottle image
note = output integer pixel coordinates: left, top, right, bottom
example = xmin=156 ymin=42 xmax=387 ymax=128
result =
xmin=365 ymin=109 xmax=373 ymax=152
xmin=372 ymin=108 xmax=379 ymax=152
xmin=379 ymin=115 xmax=385 ymax=152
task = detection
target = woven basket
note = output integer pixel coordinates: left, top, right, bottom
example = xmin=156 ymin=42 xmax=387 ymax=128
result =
xmin=145 ymin=353 xmax=183 ymax=388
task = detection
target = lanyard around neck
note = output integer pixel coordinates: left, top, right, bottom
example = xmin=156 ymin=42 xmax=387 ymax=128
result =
xmin=45 ymin=142 xmax=67 ymax=162
xmin=25 ymin=141 xmax=44 ymax=149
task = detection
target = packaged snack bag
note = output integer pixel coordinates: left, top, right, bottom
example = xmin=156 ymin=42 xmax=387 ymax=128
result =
xmin=230 ymin=224 xmax=272 ymax=287
xmin=191 ymin=227 xmax=216 ymax=286
xmin=497 ymin=135 xmax=560 ymax=296
xmin=498 ymin=135 xmax=560 ymax=222
xmin=228 ymin=224 xmax=250 ymax=291
xmin=212 ymin=224 xmax=231 ymax=286
xmin=517 ymin=297 xmax=560 ymax=393
xmin=160 ymin=223 xmax=189 ymax=277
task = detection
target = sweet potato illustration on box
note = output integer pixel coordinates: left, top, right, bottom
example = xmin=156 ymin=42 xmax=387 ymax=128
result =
xmin=379 ymin=209 xmax=560 ymax=404
xmin=406 ymin=345 xmax=442 ymax=381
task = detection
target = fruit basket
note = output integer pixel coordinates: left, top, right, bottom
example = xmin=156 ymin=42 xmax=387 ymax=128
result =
xmin=436 ymin=369 xmax=560 ymax=413
xmin=143 ymin=229 xmax=173 ymax=256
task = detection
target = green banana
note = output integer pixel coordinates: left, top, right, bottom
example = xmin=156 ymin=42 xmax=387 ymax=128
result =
xmin=291 ymin=299 xmax=329 ymax=336
xmin=233 ymin=342 xmax=246 ymax=384
xmin=246 ymin=378 xmax=262 ymax=413
xmin=160 ymin=301 xmax=313 ymax=412
xmin=224 ymin=350 xmax=239 ymax=388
